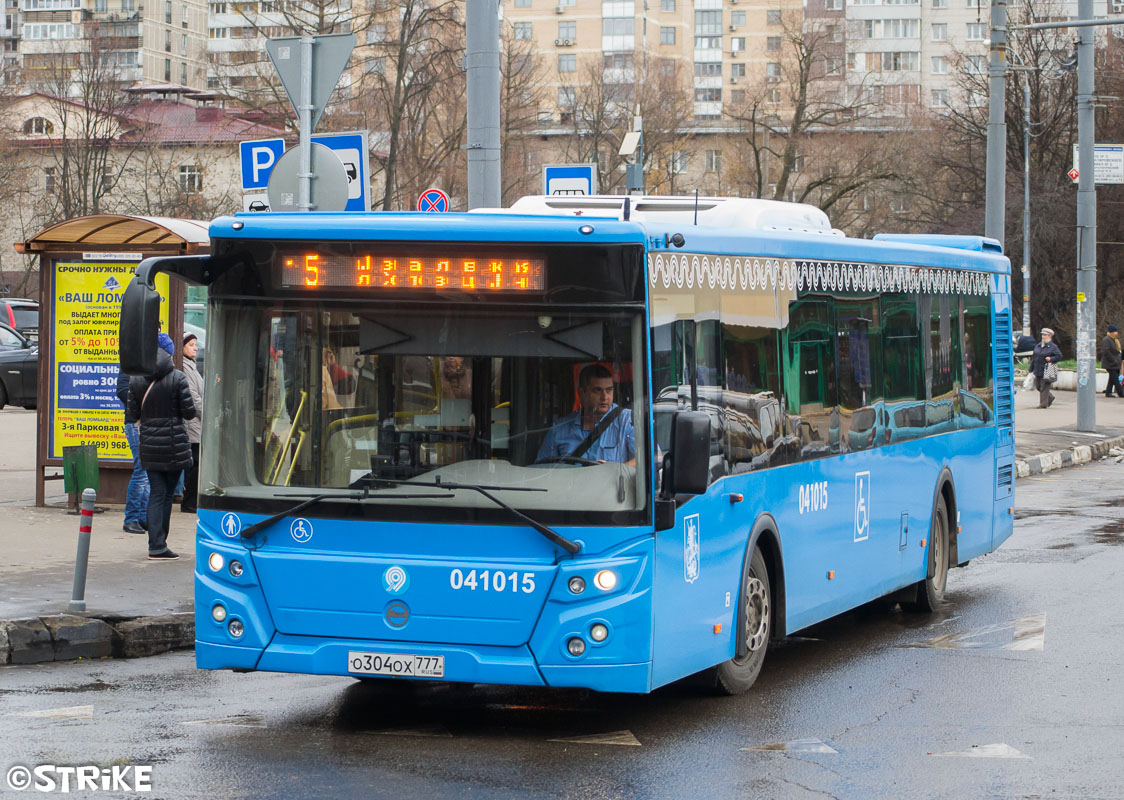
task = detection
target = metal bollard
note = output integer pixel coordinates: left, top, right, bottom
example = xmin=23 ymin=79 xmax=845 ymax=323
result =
xmin=69 ymin=488 xmax=96 ymax=613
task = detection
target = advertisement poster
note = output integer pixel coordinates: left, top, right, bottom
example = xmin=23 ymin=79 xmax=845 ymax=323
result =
xmin=49 ymin=261 xmax=169 ymax=461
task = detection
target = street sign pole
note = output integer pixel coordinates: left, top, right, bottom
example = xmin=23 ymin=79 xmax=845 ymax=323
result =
xmin=1076 ymin=0 xmax=1096 ymax=432
xmin=299 ymin=35 xmax=313 ymax=211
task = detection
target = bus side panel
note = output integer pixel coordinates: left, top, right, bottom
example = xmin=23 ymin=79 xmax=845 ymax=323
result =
xmin=989 ymin=283 xmax=1016 ymax=553
xmin=650 ymin=485 xmax=747 ymax=689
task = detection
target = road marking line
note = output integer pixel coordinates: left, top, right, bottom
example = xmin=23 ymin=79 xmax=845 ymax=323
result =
xmin=11 ymin=705 xmax=92 ymax=719
xmin=931 ymin=743 xmax=1031 ymax=759
xmin=548 ymin=730 xmax=642 ymax=746
xmin=743 ymin=738 xmax=838 ymax=754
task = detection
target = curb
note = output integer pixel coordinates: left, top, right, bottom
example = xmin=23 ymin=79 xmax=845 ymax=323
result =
xmin=0 ymin=612 xmax=193 ymax=666
xmin=1015 ymin=434 xmax=1124 ymax=478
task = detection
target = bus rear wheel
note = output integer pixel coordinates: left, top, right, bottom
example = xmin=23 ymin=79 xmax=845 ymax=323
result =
xmin=713 ymin=546 xmax=771 ymax=695
xmin=903 ymin=501 xmax=949 ymax=613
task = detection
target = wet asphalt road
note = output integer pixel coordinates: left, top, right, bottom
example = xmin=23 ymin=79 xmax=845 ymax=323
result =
xmin=4 ymin=461 xmax=1124 ymax=800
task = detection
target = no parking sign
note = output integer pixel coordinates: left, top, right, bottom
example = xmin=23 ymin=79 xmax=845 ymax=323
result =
xmin=417 ymin=188 xmax=449 ymax=212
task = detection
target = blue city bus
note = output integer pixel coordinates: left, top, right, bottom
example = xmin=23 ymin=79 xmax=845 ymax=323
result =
xmin=119 ymin=195 xmax=1014 ymax=694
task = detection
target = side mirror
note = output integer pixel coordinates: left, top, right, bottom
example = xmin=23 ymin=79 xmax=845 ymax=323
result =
xmin=21 ymin=337 xmax=31 ymax=349
xmin=119 ymin=273 xmax=161 ymax=376
xmin=665 ymin=410 xmax=710 ymax=496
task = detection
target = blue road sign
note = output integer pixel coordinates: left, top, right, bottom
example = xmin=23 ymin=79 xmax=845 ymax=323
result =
xmin=542 ymin=164 xmax=597 ymax=196
xmin=417 ymin=188 xmax=449 ymax=212
xmin=240 ymin=138 xmax=285 ymax=190
xmin=240 ymin=131 xmax=371 ymax=210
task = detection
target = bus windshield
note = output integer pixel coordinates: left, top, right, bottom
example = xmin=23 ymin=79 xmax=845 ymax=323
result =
xmin=200 ymin=301 xmax=650 ymax=521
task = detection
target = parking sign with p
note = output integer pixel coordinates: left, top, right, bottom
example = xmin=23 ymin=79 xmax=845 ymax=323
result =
xmin=240 ymin=138 xmax=286 ymax=190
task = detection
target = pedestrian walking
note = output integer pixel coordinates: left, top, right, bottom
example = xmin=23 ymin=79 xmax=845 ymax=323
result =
xmin=1100 ymin=324 xmax=1123 ymax=398
xmin=1031 ymin=327 xmax=1063 ymax=409
xmin=116 ymin=370 xmax=148 ymax=534
xmin=180 ymin=331 xmax=203 ymax=513
xmin=127 ymin=333 xmax=196 ymax=560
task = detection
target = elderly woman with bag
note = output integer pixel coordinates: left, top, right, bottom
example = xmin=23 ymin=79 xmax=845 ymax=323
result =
xmin=1031 ymin=327 xmax=1063 ymax=409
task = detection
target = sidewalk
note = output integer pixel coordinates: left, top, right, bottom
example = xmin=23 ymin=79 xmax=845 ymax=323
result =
xmin=3 ymin=386 xmax=1124 ymax=666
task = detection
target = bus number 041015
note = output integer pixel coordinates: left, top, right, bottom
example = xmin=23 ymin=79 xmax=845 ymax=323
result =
xmin=449 ymin=569 xmax=535 ymax=593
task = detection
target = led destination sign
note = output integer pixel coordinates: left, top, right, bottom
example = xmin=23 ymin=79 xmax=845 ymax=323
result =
xmin=280 ymin=252 xmax=546 ymax=291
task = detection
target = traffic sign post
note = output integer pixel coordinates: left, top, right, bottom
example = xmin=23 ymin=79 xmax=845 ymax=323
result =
xmin=240 ymin=131 xmax=371 ymax=212
xmin=543 ymin=164 xmax=597 ymax=196
xmin=417 ymin=188 xmax=449 ymax=212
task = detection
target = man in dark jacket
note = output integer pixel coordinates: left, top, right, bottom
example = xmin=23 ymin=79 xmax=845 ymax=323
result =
xmin=127 ymin=343 xmax=196 ymax=559
xmin=116 ymin=371 xmax=149 ymax=534
xmin=1100 ymin=325 xmax=1123 ymax=398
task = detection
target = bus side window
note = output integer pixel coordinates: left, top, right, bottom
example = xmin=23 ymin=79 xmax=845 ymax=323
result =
xmin=783 ymin=298 xmax=836 ymax=461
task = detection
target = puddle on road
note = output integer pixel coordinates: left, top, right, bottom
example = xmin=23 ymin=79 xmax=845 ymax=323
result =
xmin=1093 ymin=521 xmax=1124 ymax=545
xmin=40 ymin=680 xmax=117 ymax=694
xmin=744 ymin=738 xmax=838 ymax=754
xmin=900 ymin=612 xmax=1046 ymax=651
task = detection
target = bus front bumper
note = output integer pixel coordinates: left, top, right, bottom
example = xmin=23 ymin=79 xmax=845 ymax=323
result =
xmin=196 ymin=636 xmax=651 ymax=693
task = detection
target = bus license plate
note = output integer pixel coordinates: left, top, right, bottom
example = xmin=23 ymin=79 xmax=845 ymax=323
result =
xmin=347 ymin=651 xmax=445 ymax=678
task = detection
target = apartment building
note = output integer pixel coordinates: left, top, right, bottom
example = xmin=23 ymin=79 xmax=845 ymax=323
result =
xmin=12 ymin=0 xmax=208 ymax=90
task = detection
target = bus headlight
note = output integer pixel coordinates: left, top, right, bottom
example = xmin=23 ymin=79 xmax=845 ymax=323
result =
xmin=594 ymin=570 xmax=618 ymax=591
xmin=590 ymin=623 xmax=609 ymax=642
xmin=568 ymin=576 xmax=586 ymax=594
xmin=567 ymin=637 xmax=586 ymax=656
xmin=228 ymin=619 xmax=244 ymax=638
xmin=208 ymin=552 xmax=224 ymax=572
xmin=211 ymin=604 xmax=227 ymax=622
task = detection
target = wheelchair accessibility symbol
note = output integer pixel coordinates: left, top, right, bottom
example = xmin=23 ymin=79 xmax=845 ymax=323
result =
xmin=854 ymin=471 xmax=870 ymax=542
xmin=290 ymin=517 xmax=314 ymax=543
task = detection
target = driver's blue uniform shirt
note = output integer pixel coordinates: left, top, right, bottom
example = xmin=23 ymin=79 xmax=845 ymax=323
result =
xmin=536 ymin=405 xmax=636 ymax=463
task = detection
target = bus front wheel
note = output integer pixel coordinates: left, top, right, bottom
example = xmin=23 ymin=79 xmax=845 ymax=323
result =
xmin=713 ymin=546 xmax=771 ymax=695
xmin=903 ymin=501 xmax=950 ymax=613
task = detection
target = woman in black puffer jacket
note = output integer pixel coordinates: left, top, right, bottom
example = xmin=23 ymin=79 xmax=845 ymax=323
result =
xmin=127 ymin=344 xmax=196 ymax=559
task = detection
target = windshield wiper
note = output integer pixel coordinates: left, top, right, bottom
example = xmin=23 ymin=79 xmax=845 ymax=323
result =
xmin=372 ymin=476 xmax=582 ymax=556
xmin=238 ymin=488 xmax=455 ymax=540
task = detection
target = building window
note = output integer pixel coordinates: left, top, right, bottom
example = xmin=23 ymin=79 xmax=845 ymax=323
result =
xmin=94 ymin=0 xmax=107 ymax=11
xmin=164 ymin=57 xmax=171 ymax=81
xmin=165 ymin=0 xmax=171 ymax=23
xmin=694 ymin=61 xmax=721 ymax=76
xmin=660 ymin=0 xmax=674 ymax=10
xmin=180 ymin=61 xmax=186 ymax=83
xmin=731 ymin=36 xmax=745 ymax=52
xmin=825 ymin=0 xmax=841 ymax=8
xmin=122 ymin=0 xmax=135 ymax=10
xmin=731 ymin=10 xmax=745 ymax=26
xmin=766 ymin=62 xmax=781 ymax=80
xmin=44 ymin=166 xmax=55 ymax=193
xmin=660 ymin=26 xmax=675 ymax=44
xmin=966 ymin=22 xmax=986 ymax=41
xmin=730 ymin=89 xmax=745 ymax=106
xmin=515 ymin=0 xmax=530 ymax=6
xmin=931 ymin=55 xmax=948 ymax=73
xmin=178 ymin=165 xmax=202 ymax=193
xmin=932 ymin=0 xmax=946 ymax=6
xmin=824 ymin=55 xmax=842 ymax=76
xmin=766 ymin=87 xmax=781 ymax=103
xmin=881 ymin=51 xmax=919 ymax=71
xmin=966 ymin=54 xmax=986 ymax=72
xmin=558 ymin=53 xmax=576 ymax=72
xmin=558 ymin=86 xmax=575 ymax=108
xmin=164 ymin=29 xmax=171 ymax=51
xmin=966 ymin=0 xmax=982 ymax=7
xmin=967 ymin=88 xmax=985 ymax=107
xmin=766 ymin=35 xmax=780 ymax=51
xmin=931 ymin=88 xmax=949 ymax=106
xmin=514 ymin=22 xmax=531 ymax=40
xmin=731 ymin=62 xmax=746 ymax=78
xmin=23 ymin=116 xmax=53 ymax=134
xmin=364 ymin=56 xmax=385 ymax=75
xmin=660 ymin=58 xmax=676 ymax=76
xmin=828 ymin=24 xmax=842 ymax=42
xmin=558 ymin=21 xmax=576 ymax=39
xmin=695 ymin=10 xmax=721 ymax=34
xmin=706 ymin=149 xmax=721 ymax=172
xmin=931 ymin=23 xmax=947 ymax=41
xmin=695 ymin=88 xmax=721 ymax=101
xmin=766 ymin=9 xmax=781 ymax=25
xmin=670 ymin=150 xmax=688 ymax=174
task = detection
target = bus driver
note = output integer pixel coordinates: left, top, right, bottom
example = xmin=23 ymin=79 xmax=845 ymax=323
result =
xmin=536 ymin=363 xmax=636 ymax=465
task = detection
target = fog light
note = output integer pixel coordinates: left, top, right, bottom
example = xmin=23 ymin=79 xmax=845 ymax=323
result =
xmin=566 ymin=637 xmax=586 ymax=656
xmin=228 ymin=619 xmax=244 ymax=638
xmin=590 ymin=623 xmax=609 ymax=642
xmin=211 ymin=604 xmax=227 ymax=622
xmin=229 ymin=560 xmax=244 ymax=577
xmin=594 ymin=570 xmax=618 ymax=591
xmin=568 ymin=576 xmax=586 ymax=594
xmin=208 ymin=552 xmax=224 ymax=572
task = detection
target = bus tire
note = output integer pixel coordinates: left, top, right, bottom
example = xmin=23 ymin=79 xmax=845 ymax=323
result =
xmin=903 ymin=501 xmax=949 ymax=613
xmin=713 ymin=546 xmax=771 ymax=695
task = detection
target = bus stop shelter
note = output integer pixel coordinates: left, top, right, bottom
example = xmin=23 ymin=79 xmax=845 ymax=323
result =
xmin=14 ymin=215 xmax=210 ymax=506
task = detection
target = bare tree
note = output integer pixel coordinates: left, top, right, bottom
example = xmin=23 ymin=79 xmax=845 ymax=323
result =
xmin=633 ymin=56 xmax=695 ymax=196
xmin=556 ymin=56 xmax=633 ymax=193
xmin=500 ymin=32 xmax=549 ymax=204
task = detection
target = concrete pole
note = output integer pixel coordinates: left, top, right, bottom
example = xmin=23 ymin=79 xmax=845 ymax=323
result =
xmin=466 ymin=0 xmax=501 ymax=209
xmin=1022 ymin=80 xmax=1031 ymax=337
xmin=1075 ymin=0 xmax=1097 ymax=431
xmin=984 ymin=0 xmax=1007 ymax=248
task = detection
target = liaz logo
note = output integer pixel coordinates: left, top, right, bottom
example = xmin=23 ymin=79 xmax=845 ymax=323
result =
xmin=102 ymin=276 xmax=121 ymax=290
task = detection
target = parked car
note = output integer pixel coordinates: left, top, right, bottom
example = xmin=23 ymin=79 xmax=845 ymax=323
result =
xmin=0 ymin=298 xmax=38 ymax=341
xmin=0 ymin=321 xmax=37 ymax=409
